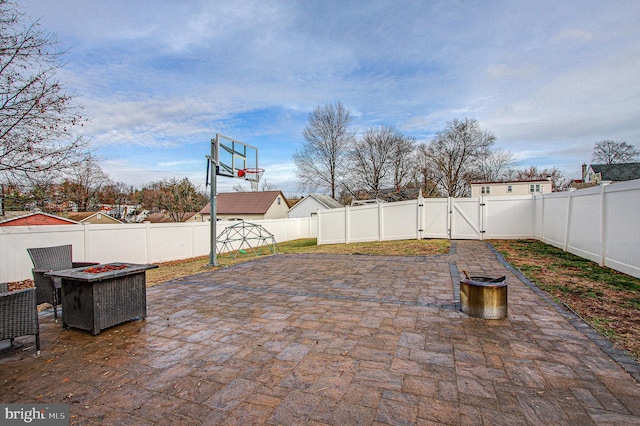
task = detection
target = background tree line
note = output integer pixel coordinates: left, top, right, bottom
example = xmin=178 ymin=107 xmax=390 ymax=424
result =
xmin=293 ymin=102 xmax=638 ymax=202
xmin=1 ymin=159 xmax=208 ymax=222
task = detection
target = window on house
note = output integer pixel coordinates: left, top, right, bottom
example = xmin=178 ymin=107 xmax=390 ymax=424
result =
xmin=507 ymin=185 xmax=512 ymax=193
xmin=530 ymin=184 xmax=541 ymax=193
xmin=481 ymin=186 xmax=490 ymax=194
xmin=277 ymin=197 xmax=281 ymax=205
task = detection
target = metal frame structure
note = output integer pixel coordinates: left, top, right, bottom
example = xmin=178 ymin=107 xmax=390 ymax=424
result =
xmin=216 ymin=221 xmax=280 ymax=259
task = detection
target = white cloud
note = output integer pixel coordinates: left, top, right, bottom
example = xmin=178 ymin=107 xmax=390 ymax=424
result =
xmin=17 ymin=0 xmax=640 ymax=191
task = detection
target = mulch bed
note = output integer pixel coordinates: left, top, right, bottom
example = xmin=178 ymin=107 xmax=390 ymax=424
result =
xmin=5 ymin=279 xmax=34 ymax=291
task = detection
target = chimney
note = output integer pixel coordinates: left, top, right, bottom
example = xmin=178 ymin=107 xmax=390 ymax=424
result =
xmin=581 ymin=163 xmax=587 ymax=182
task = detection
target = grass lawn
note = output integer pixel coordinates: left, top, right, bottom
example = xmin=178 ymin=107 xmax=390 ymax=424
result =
xmin=490 ymin=239 xmax=640 ymax=363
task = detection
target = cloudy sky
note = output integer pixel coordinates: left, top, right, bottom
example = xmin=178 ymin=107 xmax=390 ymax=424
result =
xmin=20 ymin=0 xmax=640 ymax=195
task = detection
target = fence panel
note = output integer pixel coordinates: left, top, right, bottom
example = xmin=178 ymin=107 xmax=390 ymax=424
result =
xmin=381 ymin=200 xmax=419 ymax=241
xmin=565 ymin=187 xmax=602 ymax=263
xmin=349 ymin=205 xmax=381 ymax=242
xmin=420 ymin=198 xmax=449 ymax=238
xmin=317 ymin=207 xmax=347 ymax=244
xmin=602 ymin=180 xmax=640 ymax=277
xmin=0 ymin=225 xmax=88 ymax=282
xmin=450 ymin=198 xmax=481 ymax=239
xmin=484 ymin=196 xmax=534 ymax=239
xmin=537 ymin=192 xmax=569 ymax=248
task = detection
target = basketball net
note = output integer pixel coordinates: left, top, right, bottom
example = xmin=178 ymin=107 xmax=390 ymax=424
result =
xmin=238 ymin=168 xmax=264 ymax=191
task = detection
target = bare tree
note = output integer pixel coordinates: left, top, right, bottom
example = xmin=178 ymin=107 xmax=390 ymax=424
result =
xmin=348 ymin=126 xmax=416 ymax=195
xmin=415 ymin=143 xmax=443 ymax=197
xmin=473 ymin=148 xmax=516 ymax=182
xmin=293 ymin=102 xmax=355 ymax=198
xmin=99 ymin=181 xmax=133 ymax=218
xmin=425 ymin=118 xmax=496 ymax=197
xmin=60 ymin=160 xmax=110 ymax=211
xmin=389 ymin=132 xmax=416 ymax=189
xmin=514 ymin=166 xmax=567 ymax=192
xmin=0 ymin=1 xmax=90 ymax=183
xmin=592 ymin=140 xmax=639 ymax=164
xmin=349 ymin=126 xmax=394 ymax=193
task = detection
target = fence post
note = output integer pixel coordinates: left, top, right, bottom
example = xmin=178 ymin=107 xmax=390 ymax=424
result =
xmin=145 ymin=222 xmax=151 ymax=263
xmin=344 ymin=206 xmax=350 ymax=244
xmin=479 ymin=196 xmax=485 ymax=240
xmin=83 ymin=224 xmax=90 ymax=261
xmin=447 ymin=197 xmax=452 ymax=239
xmin=378 ymin=202 xmax=383 ymax=241
xmin=563 ymin=190 xmax=573 ymax=252
xmin=600 ymin=184 xmax=608 ymax=266
xmin=417 ymin=193 xmax=424 ymax=240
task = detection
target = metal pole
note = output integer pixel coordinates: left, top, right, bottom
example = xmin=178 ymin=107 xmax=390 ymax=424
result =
xmin=208 ymin=136 xmax=219 ymax=266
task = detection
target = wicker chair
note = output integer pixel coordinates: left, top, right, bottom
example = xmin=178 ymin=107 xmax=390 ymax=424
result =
xmin=0 ymin=283 xmax=40 ymax=355
xmin=27 ymin=245 xmax=97 ymax=320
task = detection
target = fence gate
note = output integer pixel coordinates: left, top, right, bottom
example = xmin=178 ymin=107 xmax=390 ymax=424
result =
xmin=450 ymin=197 xmax=485 ymax=239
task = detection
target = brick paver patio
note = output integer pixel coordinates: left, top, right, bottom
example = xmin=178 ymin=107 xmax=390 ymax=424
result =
xmin=1 ymin=241 xmax=639 ymax=425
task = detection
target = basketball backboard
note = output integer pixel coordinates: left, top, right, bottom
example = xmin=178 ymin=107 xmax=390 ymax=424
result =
xmin=213 ymin=134 xmax=259 ymax=178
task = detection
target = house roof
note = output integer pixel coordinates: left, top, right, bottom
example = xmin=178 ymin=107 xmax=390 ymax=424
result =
xmin=0 ymin=211 xmax=79 ymax=226
xmin=199 ymin=191 xmax=288 ymax=215
xmin=304 ymin=194 xmax=343 ymax=209
xmin=313 ymin=194 xmax=342 ymax=209
xmin=590 ymin=163 xmax=640 ymax=182
xmin=66 ymin=212 xmax=123 ymax=224
xmin=143 ymin=212 xmax=197 ymax=223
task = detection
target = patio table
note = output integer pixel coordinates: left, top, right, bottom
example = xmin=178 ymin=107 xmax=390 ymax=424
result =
xmin=46 ymin=263 xmax=158 ymax=335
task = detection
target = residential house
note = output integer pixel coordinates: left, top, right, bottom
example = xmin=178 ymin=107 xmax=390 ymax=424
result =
xmin=469 ymin=180 xmax=552 ymax=197
xmin=65 ymin=212 xmax=123 ymax=224
xmin=0 ymin=211 xmax=79 ymax=226
xmin=143 ymin=212 xmax=197 ymax=223
xmin=288 ymin=194 xmax=342 ymax=218
xmin=582 ymin=162 xmax=640 ymax=185
xmin=197 ymin=191 xmax=290 ymax=221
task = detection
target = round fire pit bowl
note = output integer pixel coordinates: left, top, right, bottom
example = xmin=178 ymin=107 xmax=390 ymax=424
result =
xmin=460 ymin=276 xmax=508 ymax=319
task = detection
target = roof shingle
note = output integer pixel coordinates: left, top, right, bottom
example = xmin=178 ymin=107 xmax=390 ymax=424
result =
xmin=199 ymin=191 xmax=287 ymax=215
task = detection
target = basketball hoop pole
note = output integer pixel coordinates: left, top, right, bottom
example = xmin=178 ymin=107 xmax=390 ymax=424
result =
xmin=208 ymin=135 xmax=219 ymax=266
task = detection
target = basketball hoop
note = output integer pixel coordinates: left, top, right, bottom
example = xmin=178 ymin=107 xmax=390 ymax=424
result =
xmin=239 ymin=168 xmax=264 ymax=191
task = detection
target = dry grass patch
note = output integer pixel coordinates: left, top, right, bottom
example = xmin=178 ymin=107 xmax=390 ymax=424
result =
xmin=490 ymin=239 xmax=640 ymax=363
xmin=145 ymin=238 xmax=450 ymax=285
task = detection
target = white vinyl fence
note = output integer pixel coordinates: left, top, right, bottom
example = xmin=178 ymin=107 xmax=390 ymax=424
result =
xmin=2 ymin=179 xmax=639 ymax=282
xmin=534 ymin=179 xmax=640 ymax=279
xmin=317 ymin=195 xmax=535 ymax=244
xmin=318 ymin=180 xmax=640 ymax=279
xmin=0 ymin=217 xmax=317 ymax=282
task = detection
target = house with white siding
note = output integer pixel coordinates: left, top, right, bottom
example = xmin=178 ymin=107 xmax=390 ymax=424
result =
xmin=469 ymin=179 xmax=552 ymax=197
xmin=288 ymin=194 xmax=342 ymax=218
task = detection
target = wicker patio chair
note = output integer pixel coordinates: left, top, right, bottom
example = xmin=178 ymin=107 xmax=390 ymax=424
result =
xmin=0 ymin=283 xmax=40 ymax=355
xmin=27 ymin=244 xmax=98 ymax=320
